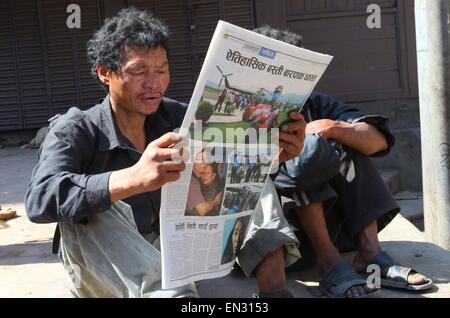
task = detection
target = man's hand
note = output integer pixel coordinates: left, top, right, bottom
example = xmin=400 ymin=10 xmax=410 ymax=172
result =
xmin=213 ymin=192 xmax=223 ymax=207
xmin=306 ymin=119 xmax=389 ymax=156
xmin=109 ymin=132 xmax=186 ymax=202
xmin=277 ymin=112 xmax=306 ymax=164
xmin=131 ymin=132 xmax=186 ymax=190
xmin=305 ymin=119 xmax=338 ymax=139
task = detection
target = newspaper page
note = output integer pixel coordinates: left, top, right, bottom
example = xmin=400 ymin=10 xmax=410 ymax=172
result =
xmin=160 ymin=21 xmax=333 ymax=289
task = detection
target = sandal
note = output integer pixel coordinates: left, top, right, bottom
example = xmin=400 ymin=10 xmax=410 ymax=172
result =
xmin=319 ymin=261 xmax=379 ymax=298
xmin=359 ymin=251 xmax=433 ymax=291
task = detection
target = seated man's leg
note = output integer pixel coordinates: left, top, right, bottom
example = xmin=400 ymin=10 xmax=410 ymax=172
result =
xmin=328 ymin=147 xmax=399 ymax=243
xmin=59 ymin=200 xmax=198 ymax=298
xmin=294 ymin=200 xmax=376 ymax=297
xmin=236 ymin=179 xmax=301 ymax=296
xmin=330 ymin=147 xmax=430 ymax=288
xmin=281 ymin=181 xmax=375 ymax=297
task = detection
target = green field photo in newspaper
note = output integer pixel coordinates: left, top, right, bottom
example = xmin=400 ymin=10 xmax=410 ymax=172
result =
xmin=189 ymin=63 xmax=308 ymax=144
xmin=183 ymin=22 xmax=332 ymax=145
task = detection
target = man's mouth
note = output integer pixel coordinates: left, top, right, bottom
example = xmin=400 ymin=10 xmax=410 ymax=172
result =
xmin=140 ymin=93 xmax=161 ymax=104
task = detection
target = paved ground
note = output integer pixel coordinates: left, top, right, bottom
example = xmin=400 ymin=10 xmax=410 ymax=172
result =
xmin=1 ymin=146 xmax=450 ymax=298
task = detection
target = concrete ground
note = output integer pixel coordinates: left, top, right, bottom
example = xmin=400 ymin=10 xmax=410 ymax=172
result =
xmin=1 ymin=147 xmax=449 ymax=298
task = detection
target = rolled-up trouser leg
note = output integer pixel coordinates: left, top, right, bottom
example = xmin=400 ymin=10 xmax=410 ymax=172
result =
xmin=237 ymin=179 xmax=301 ymax=278
xmin=59 ymin=200 xmax=198 ymax=298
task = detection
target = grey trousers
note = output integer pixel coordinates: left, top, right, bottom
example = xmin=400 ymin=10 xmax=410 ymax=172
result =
xmin=237 ymin=179 xmax=301 ymax=277
xmin=59 ymin=201 xmax=198 ymax=298
xmin=59 ymin=179 xmax=300 ymax=297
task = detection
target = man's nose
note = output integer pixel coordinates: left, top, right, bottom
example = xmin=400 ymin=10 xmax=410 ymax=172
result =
xmin=143 ymin=75 xmax=161 ymax=90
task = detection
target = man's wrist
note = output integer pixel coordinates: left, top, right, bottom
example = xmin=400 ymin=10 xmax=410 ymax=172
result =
xmin=124 ymin=165 xmax=143 ymax=193
xmin=109 ymin=167 xmax=142 ymax=202
xmin=329 ymin=120 xmax=353 ymax=140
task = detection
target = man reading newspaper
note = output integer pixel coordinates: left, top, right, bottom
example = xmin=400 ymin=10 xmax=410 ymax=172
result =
xmin=25 ymin=9 xmax=305 ymax=298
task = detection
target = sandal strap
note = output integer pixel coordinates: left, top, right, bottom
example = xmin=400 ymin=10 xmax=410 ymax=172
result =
xmin=386 ymin=265 xmax=413 ymax=284
xmin=368 ymin=251 xmax=417 ymax=285
xmin=333 ymin=278 xmax=368 ymax=297
xmin=369 ymin=251 xmax=396 ymax=270
xmin=320 ymin=261 xmax=368 ymax=298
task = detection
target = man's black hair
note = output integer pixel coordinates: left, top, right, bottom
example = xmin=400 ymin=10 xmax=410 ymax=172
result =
xmin=87 ymin=7 xmax=169 ymax=88
xmin=253 ymin=25 xmax=303 ymax=47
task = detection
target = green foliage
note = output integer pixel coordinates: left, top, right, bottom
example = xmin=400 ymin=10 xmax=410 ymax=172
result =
xmin=195 ymin=100 xmax=214 ymax=123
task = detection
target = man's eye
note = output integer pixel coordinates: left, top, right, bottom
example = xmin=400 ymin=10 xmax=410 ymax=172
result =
xmin=127 ymin=68 xmax=145 ymax=75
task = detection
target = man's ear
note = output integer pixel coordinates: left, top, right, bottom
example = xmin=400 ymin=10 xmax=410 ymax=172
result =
xmin=96 ymin=65 xmax=110 ymax=86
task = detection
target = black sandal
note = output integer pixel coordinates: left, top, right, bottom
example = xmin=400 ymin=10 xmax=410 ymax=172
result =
xmin=319 ymin=261 xmax=379 ymax=298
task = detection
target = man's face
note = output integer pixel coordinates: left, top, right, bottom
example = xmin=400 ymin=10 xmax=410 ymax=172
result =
xmin=108 ymin=46 xmax=170 ymax=116
xmin=232 ymin=220 xmax=243 ymax=253
xmin=192 ymin=151 xmax=208 ymax=177
xmin=201 ymin=164 xmax=216 ymax=186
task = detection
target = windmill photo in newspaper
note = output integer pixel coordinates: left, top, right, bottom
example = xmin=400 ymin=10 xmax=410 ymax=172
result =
xmin=190 ymin=64 xmax=307 ymax=144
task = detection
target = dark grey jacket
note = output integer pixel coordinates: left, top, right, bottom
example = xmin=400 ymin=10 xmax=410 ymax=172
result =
xmin=25 ymin=96 xmax=186 ymax=234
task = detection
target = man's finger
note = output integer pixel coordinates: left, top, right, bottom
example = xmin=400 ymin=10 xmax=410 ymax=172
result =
xmin=279 ymin=141 xmax=302 ymax=157
xmin=289 ymin=111 xmax=305 ymax=121
xmin=152 ymin=132 xmax=184 ymax=148
xmin=156 ymin=148 xmax=184 ymax=160
xmin=282 ymin=119 xmax=306 ymax=133
xmin=163 ymin=171 xmax=182 ymax=183
xmin=160 ymin=160 xmax=186 ymax=172
xmin=178 ymin=148 xmax=191 ymax=162
xmin=279 ymin=132 xmax=302 ymax=149
xmin=169 ymin=147 xmax=191 ymax=163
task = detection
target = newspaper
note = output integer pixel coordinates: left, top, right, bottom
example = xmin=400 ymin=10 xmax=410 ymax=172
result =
xmin=160 ymin=21 xmax=333 ymax=289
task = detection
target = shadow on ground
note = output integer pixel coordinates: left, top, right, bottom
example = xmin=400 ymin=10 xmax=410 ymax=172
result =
xmin=0 ymin=240 xmax=60 ymax=266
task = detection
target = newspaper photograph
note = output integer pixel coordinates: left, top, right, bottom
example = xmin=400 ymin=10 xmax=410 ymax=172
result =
xmin=160 ymin=21 xmax=333 ymax=289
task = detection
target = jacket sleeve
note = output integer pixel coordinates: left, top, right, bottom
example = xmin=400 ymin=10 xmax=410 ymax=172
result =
xmin=310 ymin=92 xmax=395 ymax=157
xmin=274 ymin=133 xmax=341 ymax=194
xmin=25 ymin=108 xmax=112 ymax=224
